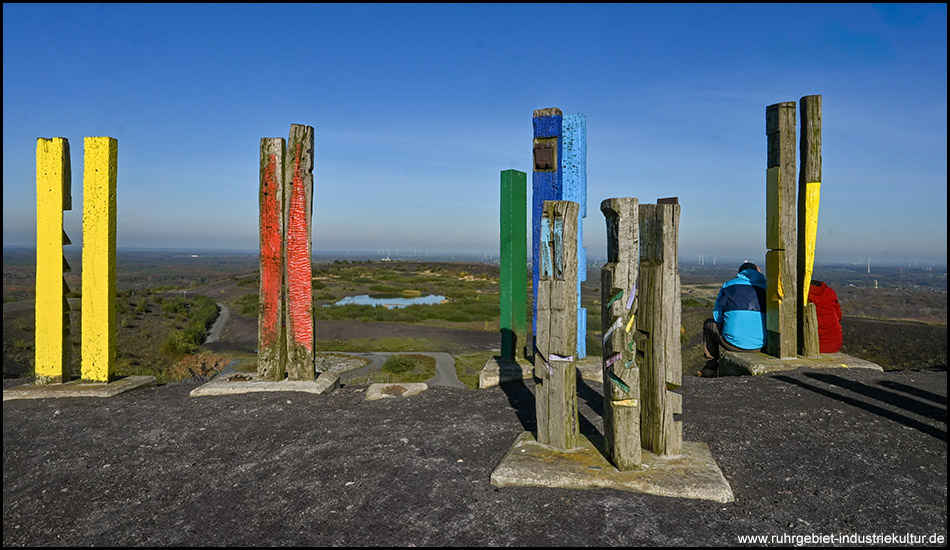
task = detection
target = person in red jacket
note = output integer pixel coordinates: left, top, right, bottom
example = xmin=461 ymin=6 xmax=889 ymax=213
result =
xmin=808 ymin=280 xmax=843 ymax=353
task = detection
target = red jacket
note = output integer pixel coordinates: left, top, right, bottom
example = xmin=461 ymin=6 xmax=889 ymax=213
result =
xmin=808 ymin=281 xmax=843 ymax=353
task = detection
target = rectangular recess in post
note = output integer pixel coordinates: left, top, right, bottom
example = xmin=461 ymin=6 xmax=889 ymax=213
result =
xmin=533 ymin=138 xmax=557 ymax=172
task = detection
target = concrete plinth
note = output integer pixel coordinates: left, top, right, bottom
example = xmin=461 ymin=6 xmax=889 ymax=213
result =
xmin=189 ymin=371 xmax=339 ymax=397
xmin=3 ymin=376 xmax=155 ymax=401
xmin=490 ymin=431 xmax=734 ymax=503
xmin=479 ymin=355 xmax=604 ymax=389
xmin=719 ymin=351 xmax=883 ymax=377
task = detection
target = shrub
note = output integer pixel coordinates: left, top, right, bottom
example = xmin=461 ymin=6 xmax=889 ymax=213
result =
xmin=382 ymin=355 xmax=415 ymax=374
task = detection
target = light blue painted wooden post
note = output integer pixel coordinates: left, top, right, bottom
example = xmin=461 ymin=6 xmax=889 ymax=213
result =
xmin=562 ymin=114 xmax=587 ymax=358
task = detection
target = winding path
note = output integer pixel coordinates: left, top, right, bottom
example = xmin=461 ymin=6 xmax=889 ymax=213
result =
xmin=334 ymin=351 xmax=465 ymax=389
xmin=203 ymin=302 xmax=230 ymax=344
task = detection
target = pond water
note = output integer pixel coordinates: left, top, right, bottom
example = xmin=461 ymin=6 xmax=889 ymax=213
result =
xmin=333 ymin=294 xmax=447 ymax=309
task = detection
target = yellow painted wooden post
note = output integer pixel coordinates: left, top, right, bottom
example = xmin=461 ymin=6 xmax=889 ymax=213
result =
xmin=81 ymin=137 xmax=118 ymax=382
xmin=35 ymin=138 xmax=73 ymax=384
xmin=798 ymin=95 xmax=822 ymax=357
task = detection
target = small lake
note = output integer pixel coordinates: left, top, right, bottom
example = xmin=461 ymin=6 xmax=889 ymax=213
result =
xmin=333 ymin=294 xmax=447 ymax=309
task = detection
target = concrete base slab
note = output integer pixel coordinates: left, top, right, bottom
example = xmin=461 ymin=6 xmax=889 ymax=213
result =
xmin=490 ymin=431 xmax=734 ymax=503
xmin=365 ymin=383 xmax=428 ymax=401
xmin=189 ymin=372 xmax=340 ymax=397
xmin=478 ymin=356 xmax=533 ymax=388
xmin=719 ymin=351 xmax=884 ymax=377
xmin=3 ymin=376 xmax=156 ymax=401
xmin=479 ymin=356 xmax=604 ymax=389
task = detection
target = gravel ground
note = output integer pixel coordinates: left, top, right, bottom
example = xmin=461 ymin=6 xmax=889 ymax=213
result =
xmin=3 ymin=367 xmax=946 ymax=547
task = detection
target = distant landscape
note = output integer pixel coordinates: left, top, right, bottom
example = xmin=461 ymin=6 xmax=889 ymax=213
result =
xmin=3 ymin=248 xmax=946 ymax=386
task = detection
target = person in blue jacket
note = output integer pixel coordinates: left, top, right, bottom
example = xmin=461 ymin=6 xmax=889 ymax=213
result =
xmin=698 ymin=261 xmax=767 ymax=377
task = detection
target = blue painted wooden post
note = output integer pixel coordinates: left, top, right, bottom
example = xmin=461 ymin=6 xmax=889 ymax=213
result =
xmin=532 ymin=108 xmax=587 ymax=359
xmin=532 ymin=108 xmax=563 ymax=348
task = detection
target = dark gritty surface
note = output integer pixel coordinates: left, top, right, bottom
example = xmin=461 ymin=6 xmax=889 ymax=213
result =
xmin=3 ymin=368 xmax=946 ymax=546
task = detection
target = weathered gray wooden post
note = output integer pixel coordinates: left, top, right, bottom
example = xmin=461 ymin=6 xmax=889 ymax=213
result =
xmin=637 ymin=199 xmax=682 ymax=456
xmin=798 ymin=95 xmax=822 ymax=357
xmin=600 ymin=198 xmax=641 ymax=469
xmin=534 ymin=200 xmax=580 ymax=451
xmin=766 ymin=102 xmax=798 ymax=359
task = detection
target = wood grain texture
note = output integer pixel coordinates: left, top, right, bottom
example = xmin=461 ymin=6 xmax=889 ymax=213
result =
xmin=535 ymin=200 xmax=580 ymax=450
xmin=766 ymin=102 xmax=798 ymax=359
xmin=600 ymin=197 xmax=642 ymax=469
xmin=637 ymin=203 xmax=683 ymax=456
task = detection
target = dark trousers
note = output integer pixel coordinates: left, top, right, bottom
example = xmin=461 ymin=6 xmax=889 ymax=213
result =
xmin=702 ymin=318 xmax=759 ymax=370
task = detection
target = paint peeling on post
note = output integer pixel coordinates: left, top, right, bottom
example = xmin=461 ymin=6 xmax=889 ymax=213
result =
xmin=531 ymin=108 xmax=587 ymax=360
xmin=35 ymin=138 xmax=73 ymax=384
xmin=81 ymin=137 xmax=118 ymax=383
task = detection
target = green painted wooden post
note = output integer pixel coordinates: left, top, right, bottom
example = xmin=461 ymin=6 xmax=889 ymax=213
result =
xmin=500 ymin=169 xmax=527 ymax=360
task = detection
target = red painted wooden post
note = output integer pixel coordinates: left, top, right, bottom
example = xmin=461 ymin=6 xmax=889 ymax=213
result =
xmin=284 ymin=124 xmax=315 ymax=381
xmin=258 ymin=138 xmax=286 ymax=380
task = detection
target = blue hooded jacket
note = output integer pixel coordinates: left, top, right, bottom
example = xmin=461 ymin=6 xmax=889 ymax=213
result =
xmin=713 ymin=268 xmax=767 ymax=350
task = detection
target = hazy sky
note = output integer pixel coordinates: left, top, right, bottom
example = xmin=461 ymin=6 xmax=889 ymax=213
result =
xmin=3 ymin=4 xmax=947 ymax=264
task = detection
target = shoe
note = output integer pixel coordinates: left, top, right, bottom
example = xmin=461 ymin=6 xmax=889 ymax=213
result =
xmin=697 ymin=362 xmax=718 ymax=378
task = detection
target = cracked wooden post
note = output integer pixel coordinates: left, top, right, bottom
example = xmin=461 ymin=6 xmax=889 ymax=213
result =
xmin=638 ymin=199 xmax=682 ymax=456
xmin=798 ymin=95 xmax=822 ymax=357
xmin=600 ymin=197 xmax=641 ymax=469
xmin=35 ymin=138 xmax=73 ymax=384
xmin=500 ymin=169 xmax=527 ymax=360
xmin=258 ymin=137 xmax=286 ymax=380
xmin=766 ymin=102 xmax=798 ymax=359
xmin=81 ymin=137 xmax=118 ymax=382
xmin=283 ymin=124 xmax=315 ymax=381
xmin=535 ymin=200 xmax=580 ymax=451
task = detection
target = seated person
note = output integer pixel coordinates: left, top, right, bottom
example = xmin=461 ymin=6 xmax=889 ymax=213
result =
xmin=698 ymin=261 xmax=767 ymax=377
xmin=808 ymin=280 xmax=843 ymax=353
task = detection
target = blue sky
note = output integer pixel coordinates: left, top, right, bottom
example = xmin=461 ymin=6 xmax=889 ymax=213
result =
xmin=3 ymin=4 xmax=947 ymax=265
